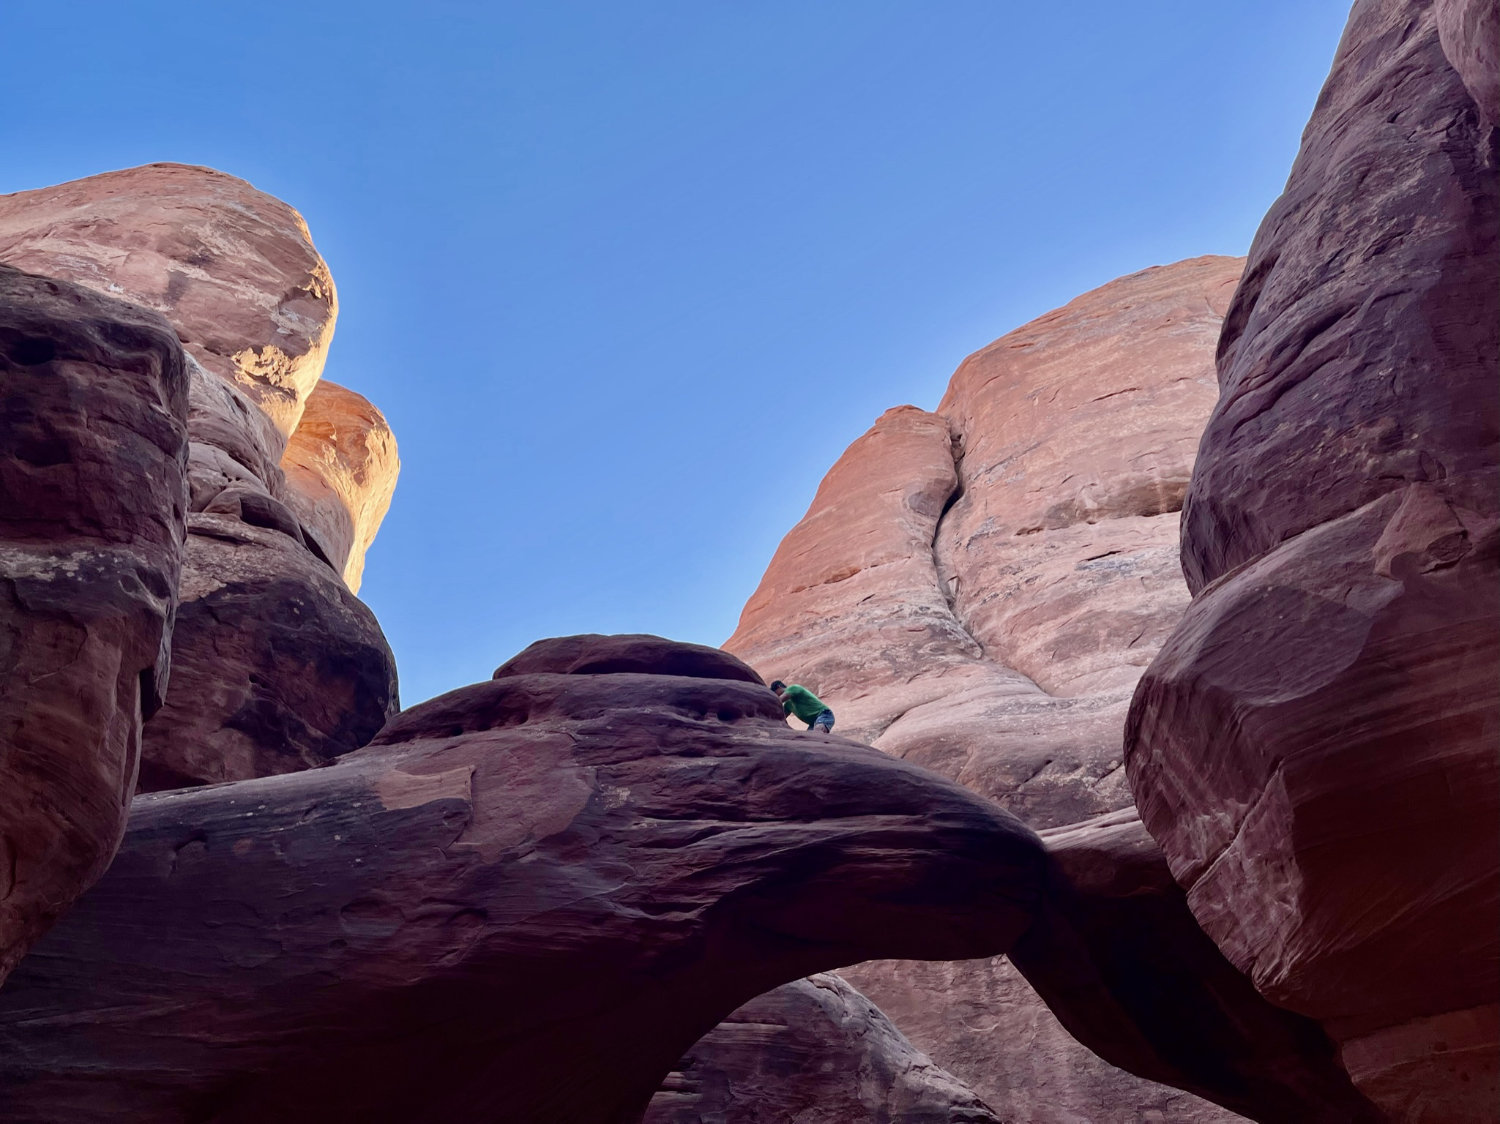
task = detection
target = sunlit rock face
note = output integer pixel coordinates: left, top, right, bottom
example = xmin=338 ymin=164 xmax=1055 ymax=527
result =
xmin=1127 ymin=0 xmax=1500 ymax=1119
xmin=729 ymin=254 xmax=1242 ymax=825
xmin=934 ymin=254 xmax=1242 ymax=699
xmin=0 ymin=635 xmax=1045 ymax=1124
xmin=279 ymin=380 xmax=399 ymax=593
xmin=0 ymin=163 xmax=335 ymax=442
xmin=0 ymin=163 xmax=398 ymax=575
xmin=0 ymin=164 xmax=401 ymax=790
xmin=0 ymin=265 xmax=189 ymax=985
xmin=727 ymin=254 xmax=1249 ymax=1121
xmin=646 ymin=974 xmax=1005 ymax=1124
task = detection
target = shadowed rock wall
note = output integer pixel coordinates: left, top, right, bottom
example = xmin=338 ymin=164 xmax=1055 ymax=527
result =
xmin=1126 ymin=0 xmax=1500 ymax=1119
xmin=0 ymin=636 xmax=1045 ymax=1124
xmin=0 ymin=265 xmax=189 ymax=984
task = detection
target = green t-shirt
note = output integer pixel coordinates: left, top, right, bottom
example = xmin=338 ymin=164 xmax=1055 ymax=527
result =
xmin=781 ymin=684 xmax=827 ymax=724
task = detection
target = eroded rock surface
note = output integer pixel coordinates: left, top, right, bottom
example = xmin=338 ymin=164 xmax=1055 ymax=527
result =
xmin=729 ymin=255 xmax=1241 ymax=828
xmin=1178 ymin=3 xmax=1496 ymax=593
xmin=0 ymin=164 xmax=401 ymax=791
xmin=0 ymin=163 xmax=336 ymax=441
xmin=1437 ymin=0 xmax=1500 ymax=125
xmin=0 ymin=635 xmax=1044 ymax=1124
xmin=1125 ymin=1 xmax=1500 ymax=1119
xmin=934 ymin=255 xmax=1241 ymax=699
xmin=647 ymin=974 xmax=1002 ymax=1124
xmin=279 ymin=379 xmax=399 ymax=593
xmin=135 ymin=515 xmax=397 ymax=792
xmin=1007 ymin=810 xmax=1381 ymax=1124
xmin=729 ymin=255 xmax=1246 ymax=1119
xmin=0 ymin=265 xmax=188 ymax=983
xmin=666 ymin=809 xmax=1372 ymax=1124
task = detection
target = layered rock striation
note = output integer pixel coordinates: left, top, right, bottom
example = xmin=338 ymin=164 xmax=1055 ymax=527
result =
xmin=651 ymin=800 xmax=1376 ymax=1124
xmin=0 ymin=636 xmax=1045 ymax=1123
xmin=0 ymin=265 xmax=189 ymax=983
xmin=0 ymin=165 xmax=399 ymax=790
xmin=4 ymin=0 xmax=1490 ymax=1112
xmin=1126 ymin=0 xmax=1500 ymax=1119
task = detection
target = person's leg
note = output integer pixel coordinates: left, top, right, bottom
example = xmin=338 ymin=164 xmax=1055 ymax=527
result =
xmin=813 ymin=709 xmax=834 ymax=733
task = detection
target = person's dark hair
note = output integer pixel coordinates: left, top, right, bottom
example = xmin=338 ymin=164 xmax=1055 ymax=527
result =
xmin=769 ymin=680 xmax=786 ymax=692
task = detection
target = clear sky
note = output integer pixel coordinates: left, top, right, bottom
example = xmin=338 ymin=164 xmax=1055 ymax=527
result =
xmin=3 ymin=1 xmax=1353 ymax=705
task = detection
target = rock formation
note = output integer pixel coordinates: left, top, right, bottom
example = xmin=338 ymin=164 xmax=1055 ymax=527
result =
xmin=728 ymin=254 xmax=1250 ymax=1119
xmin=729 ymin=254 xmax=1242 ymax=825
xmin=134 ymin=516 xmax=398 ymax=791
xmin=651 ymin=800 xmax=1376 ymax=1124
xmin=0 ymin=163 xmax=335 ymax=441
xmin=0 ymin=165 xmax=400 ymax=790
xmin=0 ymin=265 xmax=189 ymax=984
xmin=0 ymin=636 xmax=1045 ymax=1124
xmin=1437 ymin=0 xmax=1500 ymax=125
xmin=646 ymin=974 xmax=1003 ymax=1124
xmin=1125 ymin=0 xmax=1500 ymax=1119
xmin=1008 ymin=810 xmax=1381 ymax=1123
xmin=3 ymin=0 xmax=1490 ymax=1112
xmin=279 ymin=379 xmax=400 ymax=593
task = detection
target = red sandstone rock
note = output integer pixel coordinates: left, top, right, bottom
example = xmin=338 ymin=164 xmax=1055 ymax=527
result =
xmin=1179 ymin=5 xmax=1497 ymax=594
xmin=0 ymin=166 xmax=369 ymax=567
xmin=0 ymin=265 xmax=188 ymax=984
xmin=0 ymin=635 xmax=1044 ymax=1123
xmin=180 ymin=351 xmax=289 ymax=512
xmin=771 ymin=811 xmax=1375 ymax=1124
xmin=1437 ymin=0 xmax=1500 ymax=124
xmin=841 ymin=807 xmax=1384 ymax=1124
xmin=0 ymin=163 xmax=336 ymax=443
xmin=1126 ymin=1 xmax=1500 ymax=1118
xmin=936 ymin=255 xmax=1241 ymax=696
xmin=727 ymin=256 xmax=1246 ymax=1119
xmin=1005 ymin=809 xmax=1382 ymax=1123
xmin=279 ymin=380 xmax=399 ymax=593
xmin=0 ymin=165 xmax=402 ymax=792
xmin=647 ymin=974 xmax=1002 ymax=1124
xmin=495 ymin=631 xmax=765 ymax=683
xmin=1127 ymin=485 xmax=1499 ymax=1119
xmin=729 ymin=256 xmax=1243 ymax=825
xmin=135 ymin=487 xmax=400 ymax=794
xmin=842 ymin=944 xmax=1246 ymax=1123
xmin=136 ymin=514 xmax=398 ymax=791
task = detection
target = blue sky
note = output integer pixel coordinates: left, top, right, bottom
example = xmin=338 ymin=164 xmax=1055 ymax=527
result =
xmin=3 ymin=2 xmax=1353 ymax=704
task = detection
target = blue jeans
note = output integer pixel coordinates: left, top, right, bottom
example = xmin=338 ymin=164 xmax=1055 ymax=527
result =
xmin=810 ymin=709 xmax=834 ymax=732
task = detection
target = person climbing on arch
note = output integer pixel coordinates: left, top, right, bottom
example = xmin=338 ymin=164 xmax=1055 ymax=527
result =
xmin=770 ymin=680 xmax=834 ymax=733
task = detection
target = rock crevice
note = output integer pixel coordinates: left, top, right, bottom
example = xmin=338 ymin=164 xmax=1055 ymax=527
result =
xmin=727 ymin=254 xmax=1246 ymax=1120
